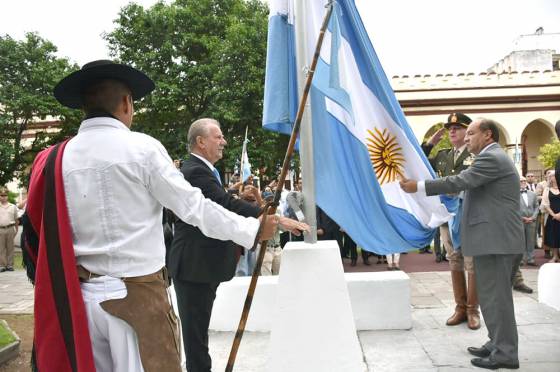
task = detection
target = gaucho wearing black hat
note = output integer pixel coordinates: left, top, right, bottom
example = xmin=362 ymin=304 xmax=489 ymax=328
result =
xmin=53 ymin=59 xmax=155 ymax=109
xmin=27 ymin=58 xmax=282 ymax=372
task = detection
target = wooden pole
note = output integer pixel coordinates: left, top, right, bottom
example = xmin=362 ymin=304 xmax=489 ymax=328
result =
xmin=225 ymin=3 xmax=334 ymax=371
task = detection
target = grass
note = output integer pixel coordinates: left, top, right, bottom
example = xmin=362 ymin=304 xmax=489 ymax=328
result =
xmin=13 ymin=250 xmax=24 ymax=271
xmin=0 ymin=321 xmax=17 ymax=348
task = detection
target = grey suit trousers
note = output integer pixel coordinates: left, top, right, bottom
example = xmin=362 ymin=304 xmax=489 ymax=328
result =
xmin=474 ymin=254 xmax=519 ymax=364
xmin=522 ymin=222 xmax=536 ymax=261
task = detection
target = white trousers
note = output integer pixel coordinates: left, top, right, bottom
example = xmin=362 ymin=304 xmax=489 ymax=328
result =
xmin=261 ymin=246 xmax=282 ymax=275
xmin=386 ymin=253 xmax=400 ymax=265
xmin=80 ymin=276 xmax=145 ymax=372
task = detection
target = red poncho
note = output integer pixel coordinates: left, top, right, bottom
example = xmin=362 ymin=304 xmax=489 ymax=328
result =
xmin=26 ymin=140 xmax=95 ymax=372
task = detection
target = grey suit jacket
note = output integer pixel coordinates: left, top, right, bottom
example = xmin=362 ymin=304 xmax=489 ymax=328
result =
xmin=520 ymin=190 xmax=539 ymax=219
xmin=425 ymin=143 xmax=524 ymax=256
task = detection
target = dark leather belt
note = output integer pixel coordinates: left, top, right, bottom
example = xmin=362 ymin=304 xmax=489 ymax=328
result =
xmin=0 ymin=224 xmax=15 ymax=228
xmin=76 ymin=265 xmax=102 ymax=281
xmin=76 ymin=265 xmax=168 ymax=284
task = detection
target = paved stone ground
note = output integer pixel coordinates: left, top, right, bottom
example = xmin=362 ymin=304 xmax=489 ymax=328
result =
xmin=1 ymin=269 xmax=559 ymax=371
xmin=0 ymin=271 xmax=33 ymax=315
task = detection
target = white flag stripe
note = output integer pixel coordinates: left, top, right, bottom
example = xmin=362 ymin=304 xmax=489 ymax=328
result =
xmin=320 ymin=19 xmax=450 ymax=228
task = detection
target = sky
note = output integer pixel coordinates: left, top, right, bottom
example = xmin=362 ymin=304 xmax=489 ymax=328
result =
xmin=1 ymin=0 xmax=559 ymax=77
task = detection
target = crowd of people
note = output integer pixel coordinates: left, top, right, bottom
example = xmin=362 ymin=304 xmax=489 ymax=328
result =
xmin=3 ymin=59 xmax=557 ymax=372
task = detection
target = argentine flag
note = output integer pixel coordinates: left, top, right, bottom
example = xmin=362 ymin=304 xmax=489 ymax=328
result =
xmin=240 ymin=127 xmax=252 ymax=183
xmin=264 ymin=0 xmax=452 ymax=253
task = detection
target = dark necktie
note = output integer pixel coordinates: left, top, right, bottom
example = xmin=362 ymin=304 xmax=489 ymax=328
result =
xmin=520 ymin=189 xmax=527 ymax=194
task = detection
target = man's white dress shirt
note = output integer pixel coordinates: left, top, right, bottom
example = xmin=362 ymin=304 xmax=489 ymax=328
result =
xmin=521 ymin=191 xmax=529 ymax=207
xmin=63 ymin=117 xmax=259 ymax=277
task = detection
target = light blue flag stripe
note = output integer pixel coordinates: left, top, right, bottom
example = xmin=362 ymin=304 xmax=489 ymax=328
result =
xmin=262 ymin=13 xmax=298 ymax=135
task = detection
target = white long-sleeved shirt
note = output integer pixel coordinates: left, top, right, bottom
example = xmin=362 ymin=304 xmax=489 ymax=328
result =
xmin=62 ymin=117 xmax=259 ymax=277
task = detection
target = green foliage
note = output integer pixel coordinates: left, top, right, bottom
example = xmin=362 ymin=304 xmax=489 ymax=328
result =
xmin=537 ymin=137 xmax=560 ymax=169
xmin=0 ymin=33 xmax=81 ymax=186
xmin=105 ymin=0 xmax=286 ymax=179
xmin=7 ymin=190 xmax=18 ymax=204
xmin=0 ymin=321 xmax=17 ymax=348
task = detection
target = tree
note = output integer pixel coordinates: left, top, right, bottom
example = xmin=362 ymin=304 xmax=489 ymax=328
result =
xmin=0 ymin=33 xmax=81 ymax=186
xmin=538 ymin=137 xmax=560 ymax=169
xmin=105 ymin=0 xmax=287 ymax=178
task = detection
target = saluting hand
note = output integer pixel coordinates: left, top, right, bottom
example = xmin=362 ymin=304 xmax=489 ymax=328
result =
xmin=428 ymin=127 xmax=446 ymax=146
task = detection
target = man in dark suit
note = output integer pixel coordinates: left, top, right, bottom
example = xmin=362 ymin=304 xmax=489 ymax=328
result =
xmin=168 ymin=118 xmax=307 ymax=372
xmin=401 ymin=118 xmax=523 ymax=370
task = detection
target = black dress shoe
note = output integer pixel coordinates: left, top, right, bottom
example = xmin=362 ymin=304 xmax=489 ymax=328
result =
xmin=467 ymin=346 xmax=491 ymax=358
xmin=435 ymin=253 xmax=442 ymax=263
xmin=513 ymin=283 xmax=533 ymax=294
xmin=5 ymin=267 xmax=14 ymax=272
xmin=471 ymin=357 xmax=519 ymax=370
xmin=350 ymin=259 xmax=357 ymax=267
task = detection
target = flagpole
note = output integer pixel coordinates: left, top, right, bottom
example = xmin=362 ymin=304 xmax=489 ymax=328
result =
xmin=295 ymin=0 xmax=318 ymax=243
xmin=225 ymin=3 xmax=334 ymax=371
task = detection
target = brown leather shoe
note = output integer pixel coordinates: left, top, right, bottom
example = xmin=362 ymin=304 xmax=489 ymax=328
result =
xmin=447 ymin=271 xmax=467 ymax=326
xmin=467 ymin=273 xmax=481 ymax=330
xmin=467 ymin=311 xmax=481 ymax=329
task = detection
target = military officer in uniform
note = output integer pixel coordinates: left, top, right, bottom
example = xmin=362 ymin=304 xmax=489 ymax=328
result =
xmin=422 ymin=113 xmax=481 ymax=330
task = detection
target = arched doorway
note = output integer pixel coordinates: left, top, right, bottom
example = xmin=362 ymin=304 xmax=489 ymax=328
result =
xmin=521 ymin=119 xmax=556 ymax=178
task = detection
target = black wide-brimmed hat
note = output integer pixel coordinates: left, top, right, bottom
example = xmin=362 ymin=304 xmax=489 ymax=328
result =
xmin=444 ymin=112 xmax=472 ymax=129
xmin=53 ymin=60 xmax=155 ymax=109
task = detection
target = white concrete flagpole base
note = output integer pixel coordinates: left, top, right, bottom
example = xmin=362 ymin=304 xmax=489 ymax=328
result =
xmin=538 ymin=263 xmax=560 ymax=311
xmin=268 ymin=241 xmax=366 ymax=372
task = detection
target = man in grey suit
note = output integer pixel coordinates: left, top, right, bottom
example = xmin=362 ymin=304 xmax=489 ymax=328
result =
xmin=519 ymin=176 xmax=539 ymax=266
xmin=400 ymin=118 xmax=523 ymax=370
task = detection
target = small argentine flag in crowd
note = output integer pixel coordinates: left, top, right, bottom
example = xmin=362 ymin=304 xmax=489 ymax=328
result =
xmin=263 ymin=0 xmax=452 ymax=254
xmin=240 ymin=126 xmax=252 ymax=183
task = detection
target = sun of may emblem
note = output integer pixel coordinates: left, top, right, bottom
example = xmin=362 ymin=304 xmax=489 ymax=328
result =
xmin=366 ymin=128 xmax=405 ymax=184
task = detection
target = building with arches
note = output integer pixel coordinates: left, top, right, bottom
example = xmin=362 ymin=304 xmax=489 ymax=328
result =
xmin=393 ymin=69 xmax=560 ymax=179
xmin=393 ymin=31 xmax=560 ymax=179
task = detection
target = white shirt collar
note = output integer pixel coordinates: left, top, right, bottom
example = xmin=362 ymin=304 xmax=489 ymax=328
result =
xmin=479 ymin=142 xmax=497 ymax=155
xmin=191 ymin=152 xmax=216 ymax=172
xmin=78 ymin=117 xmax=130 ymax=133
